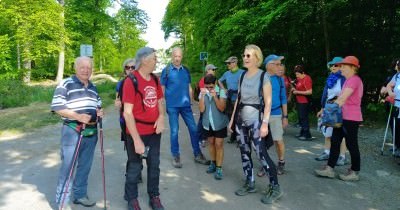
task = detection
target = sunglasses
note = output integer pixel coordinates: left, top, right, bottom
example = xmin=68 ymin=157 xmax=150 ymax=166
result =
xmin=125 ymin=65 xmax=135 ymax=70
xmin=242 ymin=54 xmax=251 ymax=58
xmin=333 ymin=65 xmax=339 ymax=67
xmin=208 ymin=68 xmax=216 ymax=71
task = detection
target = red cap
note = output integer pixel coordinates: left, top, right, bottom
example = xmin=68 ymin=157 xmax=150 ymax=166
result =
xmin=337 ymin=56 xmax=360 ymax=68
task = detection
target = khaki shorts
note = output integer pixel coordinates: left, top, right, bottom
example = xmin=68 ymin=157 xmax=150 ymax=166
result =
xmin=269 ymin=115 xmax=284 ymax=141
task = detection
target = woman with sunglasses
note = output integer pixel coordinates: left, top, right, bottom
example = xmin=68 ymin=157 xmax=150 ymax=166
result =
xmin=199 ymin=73 xmax=228 ymax=180
xmin=229 ymin=44 xmax=283 ymax=204
xmin=315 ymin=56 xmax=363 ymax=181
xmin=315 ymin=57 xmax=347 ymax=166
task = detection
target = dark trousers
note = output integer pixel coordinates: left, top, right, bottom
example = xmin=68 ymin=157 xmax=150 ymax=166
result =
xmin=125 ymin=133 xmax=161 ymax=200
xmin=297 ymin=102 xmax=311 ymax=137
xmin=197 ymin=113 xmax=206 ymax=140
xmin=327 ymin=120 xmax=361 ymax=171
xmin=392 ymin=107 xmax=400 ymax=149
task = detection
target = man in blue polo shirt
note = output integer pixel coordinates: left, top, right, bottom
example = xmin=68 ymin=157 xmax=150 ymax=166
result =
xmin=51 ymin=56 xmax=104 ymax=210
xmin=218 ymin=56 xmax=245 ymax=143
xmin=161 ymin=47 xmax=209 ymax=168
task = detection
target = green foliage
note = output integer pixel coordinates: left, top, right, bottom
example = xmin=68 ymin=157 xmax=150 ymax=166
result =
xmin=163 ymin=0 xmax=400 ymax=119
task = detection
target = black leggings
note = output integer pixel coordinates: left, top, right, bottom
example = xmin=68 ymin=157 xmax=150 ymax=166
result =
xmin=236 ymin=120 xmax=278 ymax=185
xmin=328 ymin=120 xmax=360 ymax=171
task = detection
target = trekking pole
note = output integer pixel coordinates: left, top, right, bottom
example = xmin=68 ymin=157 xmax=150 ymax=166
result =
xmin=99 ymin=117 xmax=107 ymax=209
xmin=381 ymin=104 xmax=393 ymax=155
xmin=393 ymin=115 xmax=396 ymax=157
xmin=59 ymin=124 xmax=85 ymax=210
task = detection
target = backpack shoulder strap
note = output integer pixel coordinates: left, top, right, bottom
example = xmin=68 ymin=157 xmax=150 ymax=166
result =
xmin=259 ymin=71 xmax=266 ymax=111
xmin=237 ymin=71 xmax=246 ymax=103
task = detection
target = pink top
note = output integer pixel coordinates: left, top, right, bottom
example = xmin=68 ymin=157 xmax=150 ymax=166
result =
xmin=341 ymin=75 xmax=363 ymax=121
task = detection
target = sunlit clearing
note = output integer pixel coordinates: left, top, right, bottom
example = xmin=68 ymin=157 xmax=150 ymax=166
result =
xmin=0 ymin=130 xmax=26 ymax=142
xmin=163 ymin=170 xmax=179 ymax=178
xmin=41 ymin=152 xmax=59 ymax=168
xmin=294 ymin=149 xmax=314 ymax=155
xmin=200 ymin=190 xmax=227 ymax=203
xmin=7 ymin=150 xmax=30 ymax=164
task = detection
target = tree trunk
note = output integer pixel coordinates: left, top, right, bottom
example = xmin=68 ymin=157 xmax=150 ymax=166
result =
xmin=321 ymin=0 xmax=330 ymax=62
xmin=17 ymin=42 xmax=21 ymax=70
xmin=23 ymin=59 xmax=31 ymax=83
xmin=55 ymin=0 xmax=65 ymax=83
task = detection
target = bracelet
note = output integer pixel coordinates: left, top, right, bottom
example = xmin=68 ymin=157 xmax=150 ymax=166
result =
xmin=283 ymin=115 xmax=288 ymax=119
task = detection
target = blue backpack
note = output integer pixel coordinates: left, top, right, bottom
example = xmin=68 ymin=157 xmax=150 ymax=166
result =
xmin=321 ymin=102 xmax=342 ymax=128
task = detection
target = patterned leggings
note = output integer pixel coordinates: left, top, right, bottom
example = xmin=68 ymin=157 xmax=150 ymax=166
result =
xmin=236 ymin=120 xmax=278 ymax=185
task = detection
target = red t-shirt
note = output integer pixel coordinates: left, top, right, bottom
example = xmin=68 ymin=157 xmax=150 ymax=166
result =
xmin=295 ymin=74 xmax=312 ymax=103
xmin=122 ymin=71 xmax=163 ymax=135
xmin=198 ymin=77 xmax=205 ymax=88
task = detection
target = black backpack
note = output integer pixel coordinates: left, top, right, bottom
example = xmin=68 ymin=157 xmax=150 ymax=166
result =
xmin=118 ymin=73 xmax=159 ymax=141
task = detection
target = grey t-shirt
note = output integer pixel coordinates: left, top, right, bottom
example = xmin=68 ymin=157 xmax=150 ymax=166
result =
xmin=239 ymin=69 xmax=270 ymax=124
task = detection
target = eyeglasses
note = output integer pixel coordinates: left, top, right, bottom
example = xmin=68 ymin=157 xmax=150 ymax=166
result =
xmin=242 ymin=54 xmax=251 ymax=59
xmin=205 ymin=85 xmax=214 ymax=89
xmin=333 ymin=65 xmax=339 ymax=67
xmin=125 ymin=65 xmax=135 ymax=70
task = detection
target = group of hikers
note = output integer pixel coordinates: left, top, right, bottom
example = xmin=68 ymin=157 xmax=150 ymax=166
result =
xmin=51 ymin=44 xmax=368 ymax=210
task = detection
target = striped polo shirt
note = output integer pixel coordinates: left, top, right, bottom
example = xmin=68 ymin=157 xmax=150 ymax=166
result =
xmin=51 ymin=75 xmax=102 ymax=123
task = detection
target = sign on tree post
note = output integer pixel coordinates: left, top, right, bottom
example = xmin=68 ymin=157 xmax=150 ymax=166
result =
xmin=80 ymin=44 xmax=93 ymax=57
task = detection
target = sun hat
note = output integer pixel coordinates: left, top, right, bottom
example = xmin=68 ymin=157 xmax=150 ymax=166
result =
xmin=336 ymin=56 xmax=360 ymax=68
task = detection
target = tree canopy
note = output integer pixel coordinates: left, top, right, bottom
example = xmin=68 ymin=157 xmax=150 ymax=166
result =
xmin=162 ymin=0 xmax=400 ymax=103
xmin=0 ymin=0 xmax=147 ymax=81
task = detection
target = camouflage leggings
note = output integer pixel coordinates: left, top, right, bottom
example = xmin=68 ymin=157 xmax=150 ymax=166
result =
xmin=236 ymin=120 xmax=278 ymax=185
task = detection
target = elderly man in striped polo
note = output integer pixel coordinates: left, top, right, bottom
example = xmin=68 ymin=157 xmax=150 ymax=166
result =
xmin=51 ymin=56 xmax=104 ymax=210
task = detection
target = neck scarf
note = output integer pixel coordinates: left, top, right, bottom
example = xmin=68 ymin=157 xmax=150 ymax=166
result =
xmin=326 ymin=71 xmax=342 ymax=89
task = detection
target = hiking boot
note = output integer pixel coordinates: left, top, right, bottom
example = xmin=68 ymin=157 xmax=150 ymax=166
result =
xmin=277 ymin=161 xmax=285 ymax=175
xmin=257 ymin=166 xmax=266 ymax=177
xmin=235 ymin=180 xmax=256 ymax=196
xmin=194 ymin=153 xmax=210 ymax=165
xmin=172 ymin=156 xmax=182 ymax=168
xmin=128 ymin=198 xmax=141 ymax=210
xmin=73 ymin=196 xmax=96 ymax=207
xmin=315 ymin=152 xmax=329 ymax=161
xmin=214 ymin=168 xmax=223 ymax=180
xmin=336 ymin=156 xmax=346 ymax=166
xmin=149 ymin=196 xmax=164 ymax=210
xmin=261 ymin=184 xmax=283 ymax=204
xmin=339 ymin=169 xmax=359 ymax=181
xmin=314 ymin=165 xmax=335 ymax=178
xmin=206 ymin=162 xmax=216 ymax=174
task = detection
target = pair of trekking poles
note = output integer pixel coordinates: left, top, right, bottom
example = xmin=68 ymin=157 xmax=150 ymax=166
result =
xmin=381 ymin=104 xmax=397 ymax=156
xmin=58 ymin=117 xmax=107 ymax=210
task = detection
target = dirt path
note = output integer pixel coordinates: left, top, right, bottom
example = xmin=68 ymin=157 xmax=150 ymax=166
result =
xmin=0 ymin=105 xmax=400 ymax=210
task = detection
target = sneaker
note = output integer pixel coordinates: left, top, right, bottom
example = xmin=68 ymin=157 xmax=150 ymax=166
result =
xmin=172 ymin=156 xmax=182 ymax=168
xmin=261 ymin=184 xmax=283 ymax=204
xmin=206 ymin=162 xmax=216 ymax=174
xmin=214 ymin=168 xmax=223 ymax=180
xmin=315 ymin=152 xmax=329 ymax=161
xmin=149 ymin=196 xmax=164 ymax=210
xmin=194 ymin=153 xmax=210 ymax=165
xmin=339 ymin=169 xmax=359 ymax=181
xmin=235 ymin=180 xmax=256 ymax=196
xmin=257 ymin=166 xmax=266 ymax=177
xmin=128 ymin=198 xmax=141 ymax=210
xmin=314 ymin=165 xmax=335 ymax=178
xmin=336 ymin=156 xmax=346 ymax=166
xmin=277 ymin=161 xmax=285 ymax=175
xmin=73 ymin=196 xmax=96 ymax=207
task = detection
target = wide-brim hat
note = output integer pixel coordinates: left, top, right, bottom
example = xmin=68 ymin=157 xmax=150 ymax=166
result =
xmin=327 ymin=57 xmax=343 ymax=66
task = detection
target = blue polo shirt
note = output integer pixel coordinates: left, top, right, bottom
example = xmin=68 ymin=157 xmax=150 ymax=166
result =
xmin=270 ymin=74 xmax=287 ymax=116
xmin=218 ymin=68 xmax=245 ymax=101
xmin=161 ymin=64 xmax=191 ymax=108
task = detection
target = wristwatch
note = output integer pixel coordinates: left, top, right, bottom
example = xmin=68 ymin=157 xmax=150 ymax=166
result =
xmin=283 ymin=115 xmax=288 ymax=119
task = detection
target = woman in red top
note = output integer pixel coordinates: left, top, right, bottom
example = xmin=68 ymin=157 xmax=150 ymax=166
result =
xmin=291 ymin=65 xmax=313 ymax=140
